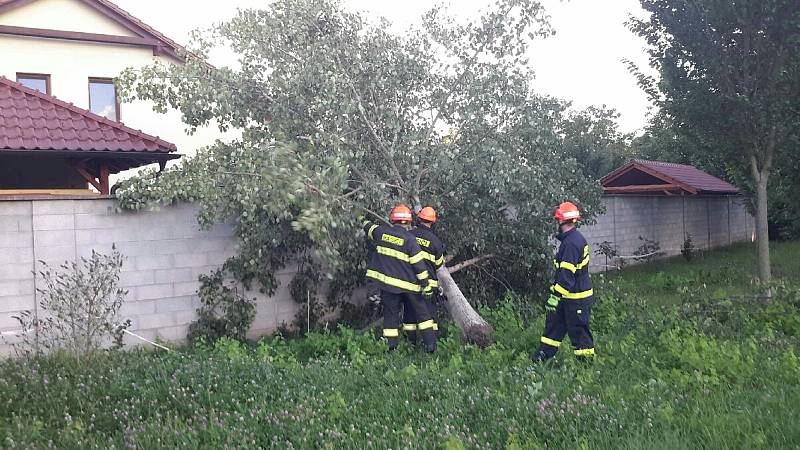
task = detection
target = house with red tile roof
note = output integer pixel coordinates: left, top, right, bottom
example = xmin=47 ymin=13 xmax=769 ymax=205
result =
xmin=0 ymin=0 xmax=227 ymax=196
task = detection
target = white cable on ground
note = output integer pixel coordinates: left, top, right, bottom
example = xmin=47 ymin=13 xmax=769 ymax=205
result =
xmin=123 ymin=329 xmax=172 ymax=352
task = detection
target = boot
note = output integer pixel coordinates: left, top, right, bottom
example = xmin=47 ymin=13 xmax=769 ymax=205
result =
xmin=421 ymin=329 xmax=437 ymax=353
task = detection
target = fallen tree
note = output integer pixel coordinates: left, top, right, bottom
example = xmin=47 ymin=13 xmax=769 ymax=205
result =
xmin=115 ymin=0 xmax=602 ymax=345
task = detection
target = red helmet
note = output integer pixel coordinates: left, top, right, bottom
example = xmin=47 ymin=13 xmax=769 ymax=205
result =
xmin=554 ymin=202 xmax=581 ymax=223
xmin=418 ymin=206 xmax=437 ymax=224
xmin=389 ymin=204 xmax=413 ymax=224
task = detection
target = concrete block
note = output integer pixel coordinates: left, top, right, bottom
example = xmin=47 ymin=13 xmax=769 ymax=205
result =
xmin=0 ymin=313 xmax=24 ymax=330
xmin=156 ymin=295 xmax=195 ymax=313
xmin=74 ymin=214 xmax=117 ymax=230
xmin=34 ymin=230 xmax=75 ymax=247
xmin=0 ymin=232 xmax=33 ymax=249
xmin=33 ymin=215 xmax=74 ymax=231
xmin=0 ymin=251 xmax=33 ymax=266
xmin=154 ymin=268 xmax=194 ymax=284
xmin=174 ymin=253 xmax=208 ymax=269
xmin=74 ymin=199 xmax=115 ymax=214
xmin=135 ymin=254 xmax=173 ymax=271
xmin=0 ymin=202 xmax=31 ymax=216
xmin=136 ymin=284 xmax=174 ymax=301
xmin=112 ymin=241 xmax=157 ymax=258
xmin=120 ymin=300 xmax=157 ymax=317
xmin=136 ymin=312 xmax=177 ymax=330
xmin=172 ymin=281 xmax=199 ymax=297
xmin=119 ymin=270 xmax=155 ymax=287
xmin=32 ymin=200 xmax=74 ymax=215
xmin=0 ymin=294 xmax=35 ymax=313
xmin=0 ymin=264 xmax=34 ymax=281
xmin=0 ymin=279 xmax=35 ymax=296
xmin=0 ymin=216 xmax=30 ymax=232
xmin=34 ymin=245 xmax=76 ymax=262
xmin=153 ymin=239 xmax=192 ymax=255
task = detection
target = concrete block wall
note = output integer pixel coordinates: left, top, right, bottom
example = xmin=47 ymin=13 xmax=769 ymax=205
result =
xmin=0 ymin=198 xmax=299 ymax=356
xmin=582 ymin=194 xmax=754 ymax=271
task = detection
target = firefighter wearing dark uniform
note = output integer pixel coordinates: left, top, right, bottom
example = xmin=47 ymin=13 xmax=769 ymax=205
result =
xmin=363 ymin=204 xmax=437 ymax=352
xmin=533 ymin=202 xmax=595 ymax=361
xmin=405 ymin=206 xmax=446 ymax=344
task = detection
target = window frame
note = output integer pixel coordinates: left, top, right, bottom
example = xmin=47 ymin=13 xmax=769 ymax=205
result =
xmin=16 ymin=72 xmax=51 ymax=95
xmin=87 ymin=77 xmax=121 ymax=121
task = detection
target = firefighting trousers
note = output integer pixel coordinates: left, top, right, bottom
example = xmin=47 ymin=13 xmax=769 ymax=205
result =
xmin=402 ymin=294 xmax=440 ymax=344
xmin=381 ymin=290 xmax=437 ymax=352
xmin=537 ymin=297 xmax=594 ymax=358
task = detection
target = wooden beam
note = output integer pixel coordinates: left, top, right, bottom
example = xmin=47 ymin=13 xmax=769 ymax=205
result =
xmin=99 ymin=165 xmax=110 ymax=195
xmin=70 ymin=161 xmax=103 ymax=192
xmin=0 ymin=25 xmax=160 ymax=48
xmin=603 ymin=184 xmax=685 ymax=194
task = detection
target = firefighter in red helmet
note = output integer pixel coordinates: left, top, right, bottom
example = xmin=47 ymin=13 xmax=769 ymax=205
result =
xmin=362 ymin=204 xmax=438 ymax=352
xmin=532 ymin=201 xmax=595 ymax=361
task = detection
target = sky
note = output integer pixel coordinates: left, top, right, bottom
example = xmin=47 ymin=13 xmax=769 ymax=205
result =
xmin=114 ymin=0 xmax=656 ymax=133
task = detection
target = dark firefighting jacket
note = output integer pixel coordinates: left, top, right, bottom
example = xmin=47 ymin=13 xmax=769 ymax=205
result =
xmin=550 ymin=228 xmax=593 ymax=300
xmin=411 ymin=226 xmax=445 ymax=288
xmin=363 ymin=220 xmax=434 ymax=294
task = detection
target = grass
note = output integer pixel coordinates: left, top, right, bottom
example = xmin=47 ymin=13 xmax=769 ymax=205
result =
xmin=605 ymin=241 xmax=800 ymax=306
xmin=1 ymin=242 xmax=799 ymax=449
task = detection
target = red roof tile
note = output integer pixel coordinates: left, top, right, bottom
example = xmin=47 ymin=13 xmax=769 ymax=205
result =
xmin=0 ymin=76 xmax=177 ymax=153
xmin=601 ymin=159 xmax=739 ymax=195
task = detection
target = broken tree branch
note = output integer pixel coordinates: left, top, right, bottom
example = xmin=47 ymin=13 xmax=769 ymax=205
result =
xmin=447 ymin=254 xmax=496 ymax=274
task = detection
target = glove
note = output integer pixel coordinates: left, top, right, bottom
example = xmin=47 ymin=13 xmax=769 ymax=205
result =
xmin=368 ymin=291 xmax=381 ymax=311
xmin=545 ymin=294 xmax=560 ymax=313
xmin=422 ymin=284 xmax=434 ymax=300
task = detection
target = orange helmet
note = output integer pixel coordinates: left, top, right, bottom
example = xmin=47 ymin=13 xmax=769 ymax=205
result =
xmin=554 ymin=202 xmax=581 ymax=223
xmin=389 ymin=204 xmax=413 ymax=224
xmin=418 ymin=206 xmax=437 ymax=224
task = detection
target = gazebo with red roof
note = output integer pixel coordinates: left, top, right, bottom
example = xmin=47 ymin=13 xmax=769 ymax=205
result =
xmin=0 ymin=76 xmax=179 ymax=197
xmin=600 ymin=160 xmax=740 ymax=196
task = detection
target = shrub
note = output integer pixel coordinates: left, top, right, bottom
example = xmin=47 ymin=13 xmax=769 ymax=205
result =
xmin=187 ymin=270 xmax=256 ymax=344
xmin=9 ymin=247 xmax=130 ymax=359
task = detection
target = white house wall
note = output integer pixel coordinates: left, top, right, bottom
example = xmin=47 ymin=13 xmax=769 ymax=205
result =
xmin=0 ymin=0 xmax=237 ymax=168
xmin=0 ymin=0 xmax=137 ymax=36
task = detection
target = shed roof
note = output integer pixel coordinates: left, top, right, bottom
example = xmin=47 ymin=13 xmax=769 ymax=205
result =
xmin=600 ymin=159 xmax=739 ymax=195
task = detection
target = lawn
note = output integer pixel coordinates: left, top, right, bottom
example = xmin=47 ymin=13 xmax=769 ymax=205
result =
xmin=1 ymin=242 xmax=799 ymax=449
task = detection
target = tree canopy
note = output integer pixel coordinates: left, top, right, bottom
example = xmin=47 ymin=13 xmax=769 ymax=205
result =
xmin=115 ymin=0 xmax=603 ymax=329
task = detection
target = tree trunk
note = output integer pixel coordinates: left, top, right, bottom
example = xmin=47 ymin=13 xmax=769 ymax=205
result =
xmin=751 ymin=155 xmax=771 ymax=295
xmin=754 ymin=171 xmax=771 ymax=285
xmin=436 ymin=265 xmax=493 ymax=348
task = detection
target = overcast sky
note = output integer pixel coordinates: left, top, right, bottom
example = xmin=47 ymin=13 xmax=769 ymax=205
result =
xmin=114 ymin=0 xmax=656 ymax=133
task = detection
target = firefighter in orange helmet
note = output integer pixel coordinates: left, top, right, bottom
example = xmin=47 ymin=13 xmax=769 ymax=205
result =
xmin=362 ymin=204 xmax=438 ymax=352
xmin=532 ymin=202 xmax=595 ymax=362
xmin=403 ymin=206 xmax=446 ymax=345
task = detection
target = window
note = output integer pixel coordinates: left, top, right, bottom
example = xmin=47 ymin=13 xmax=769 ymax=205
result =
xmin=88 ymin=78 xmax=119 ymax=121
xmin=16 ymin=73 xmax=50 ymax=95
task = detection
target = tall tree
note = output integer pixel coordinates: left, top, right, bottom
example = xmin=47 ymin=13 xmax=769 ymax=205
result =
xmin=629 ymin=0 xmax=800 ymax=286
xmin=115 ymin=0 xmax=602 ymax=344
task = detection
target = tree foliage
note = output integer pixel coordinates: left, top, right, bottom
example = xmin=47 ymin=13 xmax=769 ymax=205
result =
xmin=115 ymin=0 xmax=602 ymax=325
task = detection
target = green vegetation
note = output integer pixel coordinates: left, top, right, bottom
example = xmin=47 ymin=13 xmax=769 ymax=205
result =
xmin=2 ymin=242 xmax=800 ymax=449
